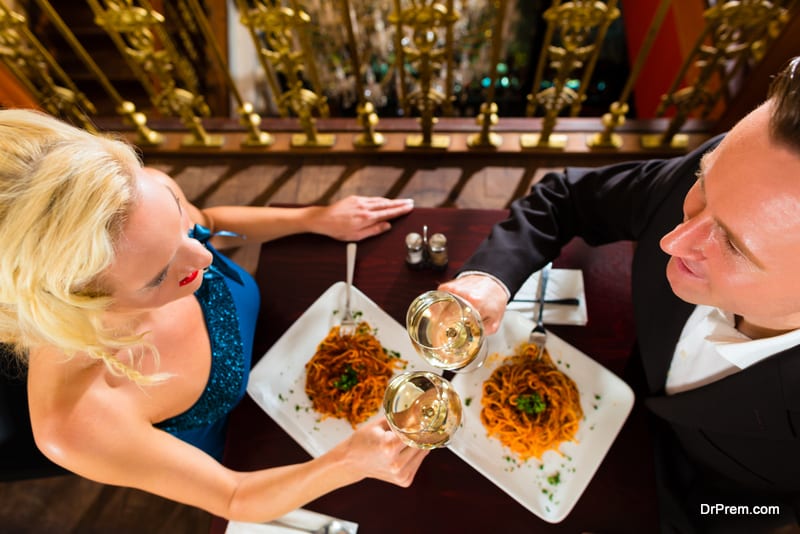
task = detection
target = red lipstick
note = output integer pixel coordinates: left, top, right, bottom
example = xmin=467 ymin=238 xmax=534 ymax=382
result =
xmin=179 ymin=270 xmax=200 ymax=287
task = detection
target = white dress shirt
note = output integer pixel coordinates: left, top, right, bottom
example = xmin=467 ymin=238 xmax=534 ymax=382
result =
xmin=666 ymin=305 xmax=800 ymax=394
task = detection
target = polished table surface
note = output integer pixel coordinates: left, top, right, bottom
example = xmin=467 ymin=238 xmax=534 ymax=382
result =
xmin=211 ymin=207 xmax=658 ymax=533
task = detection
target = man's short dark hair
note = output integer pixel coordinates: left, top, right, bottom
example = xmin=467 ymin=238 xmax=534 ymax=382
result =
xmin=768 ymin=56 xmax=800 ymax=151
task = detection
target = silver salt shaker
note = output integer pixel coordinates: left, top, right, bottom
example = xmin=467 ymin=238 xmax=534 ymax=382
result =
xmin=405 ymin=232 xmax=425 ymax=269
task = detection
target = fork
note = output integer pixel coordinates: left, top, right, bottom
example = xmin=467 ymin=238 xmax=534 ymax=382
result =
xmin=339 ymin=242 xmax=357 ymax=336
xmin=529 ymin=262 xmax=552 ymax=359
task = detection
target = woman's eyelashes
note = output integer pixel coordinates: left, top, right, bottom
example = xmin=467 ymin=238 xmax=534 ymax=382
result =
xmin=147 ymin=267 xmax=169 ymax=289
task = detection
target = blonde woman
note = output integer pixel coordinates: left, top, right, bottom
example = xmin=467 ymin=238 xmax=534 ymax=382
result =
xmin=0 ymin=109 xmax=425 ymax=522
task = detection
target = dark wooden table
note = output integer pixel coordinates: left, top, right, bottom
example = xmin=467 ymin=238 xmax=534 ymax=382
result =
xmin=211 ymin=207 xmax=658 ymax=533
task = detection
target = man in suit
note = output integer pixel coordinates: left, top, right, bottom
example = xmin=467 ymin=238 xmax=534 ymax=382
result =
xmin=439 ymin=56 xmax=800 ymax=532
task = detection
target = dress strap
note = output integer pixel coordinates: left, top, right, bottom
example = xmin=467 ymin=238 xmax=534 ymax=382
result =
xmin=189 ymin=224 xmax=244 ymax=285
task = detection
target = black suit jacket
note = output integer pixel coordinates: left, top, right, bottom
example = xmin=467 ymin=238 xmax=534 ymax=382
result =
xmin=461 ymin=136 xmax=800 ymax=528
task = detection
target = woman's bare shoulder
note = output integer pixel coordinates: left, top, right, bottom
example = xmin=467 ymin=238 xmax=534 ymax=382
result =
xmin=27 ymin=347 xmax=148 ymax=460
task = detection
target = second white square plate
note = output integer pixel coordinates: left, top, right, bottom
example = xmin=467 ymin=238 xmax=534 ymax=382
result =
xmin=448 ymin=310 xmax=634 ymax=523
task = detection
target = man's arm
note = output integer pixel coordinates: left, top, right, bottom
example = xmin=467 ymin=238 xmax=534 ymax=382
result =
xmin=440 ymin=135 xmax=724 ymax=332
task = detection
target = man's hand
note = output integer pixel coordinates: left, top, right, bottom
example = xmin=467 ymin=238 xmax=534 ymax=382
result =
xmin=437 ymin=274 xmax=508 ymax=335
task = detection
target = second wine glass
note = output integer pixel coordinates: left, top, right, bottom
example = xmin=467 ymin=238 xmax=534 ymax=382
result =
xmin=406 ymin=290 xmax=488 ymax=373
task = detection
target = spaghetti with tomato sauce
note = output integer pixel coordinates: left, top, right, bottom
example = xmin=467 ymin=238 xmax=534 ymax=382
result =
xmin=480 ymin=343 xmax=582 ymax=461
xmin=305 ymin=321 xmax=407 ymax=428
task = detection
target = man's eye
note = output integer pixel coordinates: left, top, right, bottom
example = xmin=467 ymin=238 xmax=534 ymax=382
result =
xmin=727 ymin=239 xmax=743 ymax=256
xmin=719 ymin=230 xmax=742 ymax=256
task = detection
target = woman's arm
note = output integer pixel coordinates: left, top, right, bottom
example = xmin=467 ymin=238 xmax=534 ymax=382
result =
xmin=31 ymin=378 xmax=427 ymax=523
xmin=148 ymin=168 xmax=414 ymax=245
xmin=202 ymin=198 xmax=414 ymax=244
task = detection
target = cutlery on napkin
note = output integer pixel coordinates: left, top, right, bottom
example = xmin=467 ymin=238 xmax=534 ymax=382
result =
xmin=507 ymin=268 xmax=587 ymax=326
xmin=226 ymin=508 xmax=358 ymax=534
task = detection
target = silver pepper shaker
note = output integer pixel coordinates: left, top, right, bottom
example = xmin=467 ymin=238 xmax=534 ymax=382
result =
xmin=428 ymin=232 xmax=448 ymax=270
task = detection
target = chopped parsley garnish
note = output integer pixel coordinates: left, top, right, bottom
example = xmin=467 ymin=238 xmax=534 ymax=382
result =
xmin=515 ymin=392 xmax=547 ymax=415
xmin=333 ymin=365 xmax=359 ymax=391
xmin=547 ymin=472 xmax=561 ymax=486
xmin=383 ymin=348 xmax=402 ymax=359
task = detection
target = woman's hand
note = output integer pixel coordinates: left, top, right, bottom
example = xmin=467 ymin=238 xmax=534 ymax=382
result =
xmin=307 ymin=196 xmax=414 ymax=241
xmin=336 ymin=417 xmax=429 ymax=487
xmin=437 ymin=274 xmax=508 ymax=335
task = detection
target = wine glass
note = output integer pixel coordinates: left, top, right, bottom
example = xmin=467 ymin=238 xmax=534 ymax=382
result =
xmin=406 ymin=290 xmax=488 ymax=373
xmin=383 ymin=371 xmax=462 ymax=449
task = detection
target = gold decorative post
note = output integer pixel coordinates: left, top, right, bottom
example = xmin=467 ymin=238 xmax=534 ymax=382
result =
xmin=339 ymin=0 xmax=385 ymax=148
xmin=467 ymin=0 xmax=507 ymax=149
xmin=88 ymin=0 xmax=222 ymax=148
xmin=237 ymin=0 xmax=334 ymax=148
xmin=183 ymin=0 xmax=272 ymax=147
xmin=32 ymin=0 xmax=162 ymax=146
xmin=587 ymin=0 xmax=672 ymax=149
xmin=0 ymin=2 xmax=97 ymax=131
xmin=390 ymin=0 xmax=459 ymax=149
xmin=520 ymin=0 xmax=620 ymax=150
xmin=642 ymin=0 xmax=788 ymax=149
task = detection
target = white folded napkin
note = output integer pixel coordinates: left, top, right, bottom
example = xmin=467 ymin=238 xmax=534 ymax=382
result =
xmin=226 ymin=508 xmax=358 ymax=534
xmin=506 ymin=268 xmax=587 ymax=326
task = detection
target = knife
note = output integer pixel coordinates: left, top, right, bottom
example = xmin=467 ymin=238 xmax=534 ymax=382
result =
xmin=510 ymin=297 xmax=580 ymax=306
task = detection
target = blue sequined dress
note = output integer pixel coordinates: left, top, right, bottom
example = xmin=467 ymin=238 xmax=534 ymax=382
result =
xmin=154 ymin=225 xmax=260 ymax=461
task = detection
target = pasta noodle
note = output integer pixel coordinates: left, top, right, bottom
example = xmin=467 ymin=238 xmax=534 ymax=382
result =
xmin=480 ymin=343 xmax=582 ymax=461
xmin=305 ymin=321 xmax=407 ymax=428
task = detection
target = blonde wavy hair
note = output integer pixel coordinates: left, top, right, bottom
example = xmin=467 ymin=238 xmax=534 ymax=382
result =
xmin=0 ymin=109 xmax=164 ymax=384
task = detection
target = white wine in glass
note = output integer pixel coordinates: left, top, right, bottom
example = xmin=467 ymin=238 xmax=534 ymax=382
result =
xmin=383 ymin=371 xmax=462 ymax=449
xmin=406 ymin=290 xmax=487 ymax=372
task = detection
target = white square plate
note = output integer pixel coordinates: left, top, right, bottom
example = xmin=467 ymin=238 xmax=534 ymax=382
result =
xmin=247 ymin=282 xmax=441 ymax=458
xmin=448 ymin=310 xmax=634 ymax=523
